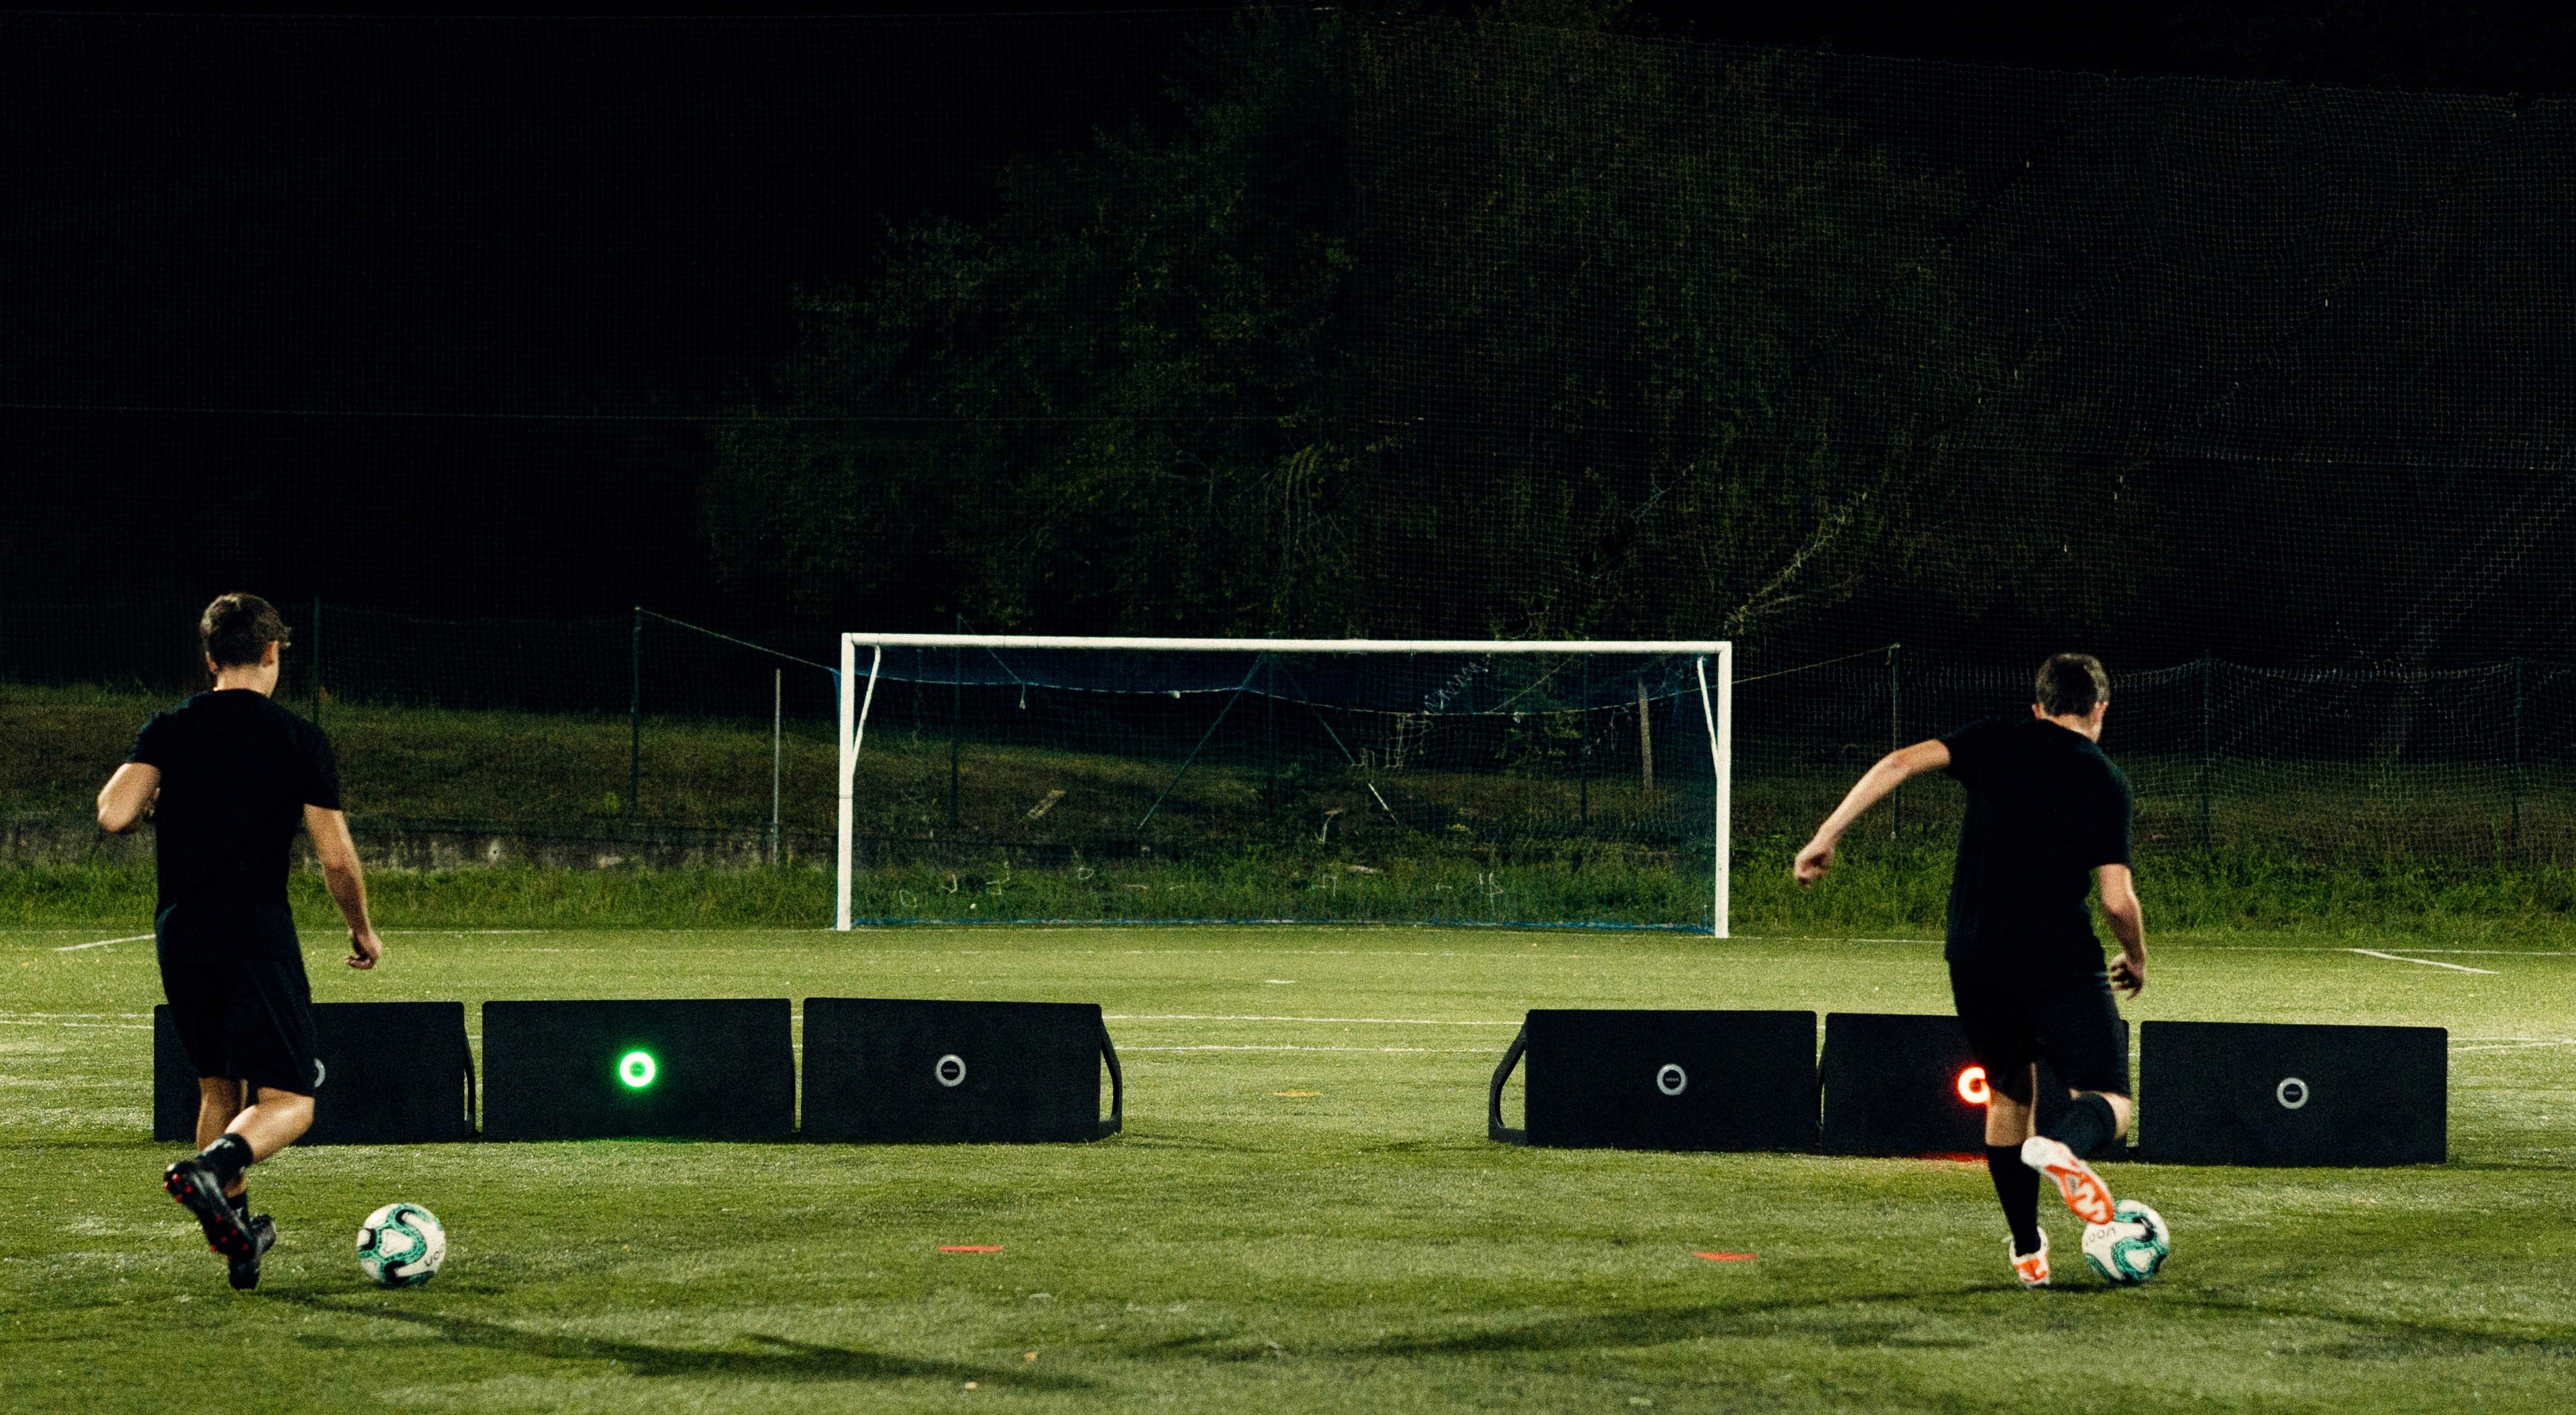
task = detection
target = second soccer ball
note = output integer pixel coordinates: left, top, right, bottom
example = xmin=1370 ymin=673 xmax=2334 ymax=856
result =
xmin=355 ymin=1201 xmax=446 ymax=1287
xmin=2081 ymin=1199 xmax=2170 ymax=1285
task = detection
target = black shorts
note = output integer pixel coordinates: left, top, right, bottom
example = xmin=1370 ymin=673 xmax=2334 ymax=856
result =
xmin=1947 ymin=962 xmax=2129 ymax=1101
xmin=157 ymin=904 xmax=324 ymax=1097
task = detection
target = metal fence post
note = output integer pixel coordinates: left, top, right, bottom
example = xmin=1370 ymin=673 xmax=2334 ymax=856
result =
xmin=629 ymin=607 xmax=642 ymax=826
xmin=2512 ymin=657 xmax=2525 ymax=852
xmin=310 ymin=598 xmax=323 ymax=725
xmin=2199 ymin=656 xmax=2215 ymax=849
xmin=1577 ymin=658 xmax=1591 ymax=830
xmin=948 ymin=616 xmax=963 ymax=834
xmin=1888 ymin=642 xmax=1902 ymax=841
xmin=771 ymin=666 xmax=784 ymax=865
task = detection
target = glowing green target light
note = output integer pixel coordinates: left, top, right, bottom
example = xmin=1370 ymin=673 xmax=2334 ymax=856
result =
xmin=617 ymin=1050 xmax=659 ymax=1089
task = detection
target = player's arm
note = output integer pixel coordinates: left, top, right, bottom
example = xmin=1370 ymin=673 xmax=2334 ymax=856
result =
xmin=306 ymin=805 xmax=385 ymax=970
xmin=1794 ymin=738 xmax=1950 ymax=885
xmin=96 ymin=763 xmax=161 ymax=834
xmin=2097 ymin=862 xmax=2145 ymax=997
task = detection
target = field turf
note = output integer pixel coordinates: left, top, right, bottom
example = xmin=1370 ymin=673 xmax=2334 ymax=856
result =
xmin=4 ymin=923 xmax=2573 ymax=1413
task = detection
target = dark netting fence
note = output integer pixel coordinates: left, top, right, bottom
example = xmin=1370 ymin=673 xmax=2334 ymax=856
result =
xmin=838 ymin=645 xmax=1720 ymax=926
xmin=11 ymin=12 xmax=2576 ymax=911
xmin=6 ymin=604 xmax=2571 ymax=907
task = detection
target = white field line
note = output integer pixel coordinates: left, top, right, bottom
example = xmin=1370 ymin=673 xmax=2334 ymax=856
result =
xmin=2367 ymin=949 xmax=2576 ymax=956
xmin=1105 ymin=1013 xmax=1518 ymax=1026
xmin=55 ymin=934 xmax=152 ymax=952
xmin=2348 ymin=949 xmax=2498 ymax=975
xmin=2451 ymin=1038 xmax=2576 ymax=1051
xmin=1122 ymin=1044 xmax=1499 ymax=1054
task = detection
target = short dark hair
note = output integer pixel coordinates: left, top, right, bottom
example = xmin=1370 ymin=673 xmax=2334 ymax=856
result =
xmin=200 ymin=593 xmax=291 ymax=669
xmin=2035 ymin=653 xmax=2109 ymax=717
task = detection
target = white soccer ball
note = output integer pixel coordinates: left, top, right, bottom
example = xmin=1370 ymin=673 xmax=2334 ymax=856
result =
xmin=2082 ymin=1199 xmax=2171 ymax=1286
xmin=356 ymin=1202 xmax=446 ymax=1287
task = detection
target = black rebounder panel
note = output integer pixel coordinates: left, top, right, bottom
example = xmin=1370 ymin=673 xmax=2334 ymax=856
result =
xmin=1819 ymin=1012 xmax=2126 ymax=1157
xmin=481 ymin=999 xmax=793 ymax=1141
xmin=153 ymin=1002 xmax=473 ymax=1145
xmin=2139 ymin=1021 xmax=2445 ymax=1166
xmin=1487 ymin=1010 xmax=1818 ymax=1151
xmin=801 ymin=999 xmax=1121 ymax=1143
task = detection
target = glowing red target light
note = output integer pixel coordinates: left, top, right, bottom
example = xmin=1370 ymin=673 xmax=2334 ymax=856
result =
xmin=1956 ymin=1066 xmax=1990 ymax=1106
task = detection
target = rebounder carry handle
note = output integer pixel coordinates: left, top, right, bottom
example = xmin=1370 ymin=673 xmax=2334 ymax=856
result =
xmin=1099 ymin=1019 xmax=1125 ymax=1139
xmin=1487 ymin=1023 xmax=1529 ymax=1145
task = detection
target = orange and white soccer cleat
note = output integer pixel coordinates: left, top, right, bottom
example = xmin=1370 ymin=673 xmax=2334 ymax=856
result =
xmin=2021 ymin=1136 xmax=2116 ymax=1225
xmin=2008 ymin=1231 xmax=2050 ymax=1288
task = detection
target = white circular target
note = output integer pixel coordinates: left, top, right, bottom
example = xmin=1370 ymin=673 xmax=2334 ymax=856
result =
xmin=1656 ymin=1063 xmax=1688 ymax=1097
xmin=2276 ymin=1076 xmax=2309 ymax=1110
xmin=935 ymin=1053 xmax=968 ymax=1087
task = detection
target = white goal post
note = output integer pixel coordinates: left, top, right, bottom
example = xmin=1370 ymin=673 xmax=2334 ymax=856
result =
xmin=835 ymin=635 xmax=1732 ymax=935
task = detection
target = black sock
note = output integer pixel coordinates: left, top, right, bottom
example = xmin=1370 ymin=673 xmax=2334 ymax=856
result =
xmin=2041 ymin=1093 xmax=2118 ymax=1159
xmin=198 ymin=1133 xmax=255 ymax=1185
xmin=229 ymin=1189 xmax=250 ymax=1216
xmin=1986 ymin=1145 xmax=2043 ymax=1256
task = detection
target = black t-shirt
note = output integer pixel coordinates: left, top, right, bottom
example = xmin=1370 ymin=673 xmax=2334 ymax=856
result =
xmin=129 ymin=690 xmax=342 ymax=936
xmin=1939 ymin=715 xmax=2132 ymax=972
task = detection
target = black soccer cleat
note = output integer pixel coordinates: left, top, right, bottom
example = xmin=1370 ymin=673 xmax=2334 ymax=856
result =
xmin=163 ymin=1157 xmax=257 ymax=1261
xmin=227 ymin=1214 xmax=276 ymax=1291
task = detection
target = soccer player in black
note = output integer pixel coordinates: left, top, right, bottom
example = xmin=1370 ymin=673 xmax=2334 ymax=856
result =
xmin=1794 ymin=653 xmax=2148 ymax=1288
xmin=96 ymin=593 xmax=385 ymax=1290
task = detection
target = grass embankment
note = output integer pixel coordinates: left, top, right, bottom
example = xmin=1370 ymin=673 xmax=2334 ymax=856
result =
xmin=14 ymin=682 xmax=2576 ymax=934
xmin=5 ymin=924 xmax=2574 ymax=1413
xmin=18 ymin=842 xmax=2576 ymax=942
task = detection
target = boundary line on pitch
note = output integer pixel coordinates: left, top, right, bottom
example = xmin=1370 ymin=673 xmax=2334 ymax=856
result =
xmin=1123 ymin=1044 xmax=1499 ymax=1053
xmin=1106 ymin=1013 xmax=1520 ymax=1026
xmin=2348 ymin=949 xmax=2498 ymax=974
xmin=55 ymin=934 xmax=152 ymax=952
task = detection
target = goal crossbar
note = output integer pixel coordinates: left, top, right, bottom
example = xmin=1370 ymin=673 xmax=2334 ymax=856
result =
xmin=835 ymin=635 xmax=1731 ymax=936
xmin=843 ymin=634 xmax=1728 ymax=653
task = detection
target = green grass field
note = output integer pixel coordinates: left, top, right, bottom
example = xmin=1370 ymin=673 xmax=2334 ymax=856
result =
xmin=6 ymin=921 xmax=2574 ymax=1413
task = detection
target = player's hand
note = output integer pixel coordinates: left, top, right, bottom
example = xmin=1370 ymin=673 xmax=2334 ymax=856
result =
xmin=1793 ymin=837 xmax=1835 ymax=886
xmin=347 ymin=928 xmax=385 ymax=970
xmin=2109 ymin=952 xmax=2144 ymax=998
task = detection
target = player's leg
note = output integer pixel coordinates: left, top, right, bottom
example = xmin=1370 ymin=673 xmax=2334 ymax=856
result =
xmin=1951 ymin=966 xmax=2050 ymax=1286
xmin=194 ymin=1075 xmax=246 ymax=1156
xmin=164 ymin=939 xmax=319 ymax=1274
xmin=160 ymin=945 xmax=265 ymax=1262
xmin=224 ymin=1086 xmax=317 ymax=1157
xmin=2018 ymin=969 xmax=2129 ymax=1226
xmin=1984 ymin=1064 xmax=2036 ymax=1146
xmin=188 ymin=949 xmax=320 ymax=1181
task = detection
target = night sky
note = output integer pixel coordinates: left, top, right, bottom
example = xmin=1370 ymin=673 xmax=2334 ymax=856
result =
xmin=7 ymin=3 xmax=2571 ymax=622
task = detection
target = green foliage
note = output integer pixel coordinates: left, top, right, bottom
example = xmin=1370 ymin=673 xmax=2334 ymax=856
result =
xmin=709 ymin=10 xmax=1357 ymax=634
xmin=707 ymin=8 xmax=2140 ymax=643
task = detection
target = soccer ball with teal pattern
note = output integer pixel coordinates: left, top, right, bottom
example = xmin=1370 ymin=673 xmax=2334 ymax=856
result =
xmin=355 ymin=1202 xmax=446 ymax=1287
xmin=2082 ymin=1199 xmax=2170 ymax=1285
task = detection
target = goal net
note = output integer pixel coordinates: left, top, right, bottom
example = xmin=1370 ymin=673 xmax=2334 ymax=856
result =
xmin=835 ymin=637 xmax=1732 ymax=933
